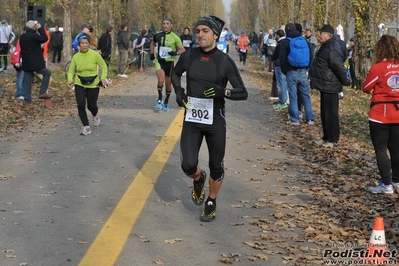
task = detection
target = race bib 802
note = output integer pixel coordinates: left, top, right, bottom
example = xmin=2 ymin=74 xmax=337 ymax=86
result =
xmin=185 ymin=97 xmax=214 ymax=125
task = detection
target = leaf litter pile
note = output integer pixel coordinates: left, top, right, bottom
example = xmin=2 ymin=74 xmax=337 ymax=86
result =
xmin=1 ymin=62 xmax=399 ymax=265
xmin=0 ymin=72 xmax=76 ymax=136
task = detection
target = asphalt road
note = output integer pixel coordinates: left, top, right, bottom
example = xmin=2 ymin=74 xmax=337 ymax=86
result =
xmin=0 ymin=53 xmax=319 ymax=266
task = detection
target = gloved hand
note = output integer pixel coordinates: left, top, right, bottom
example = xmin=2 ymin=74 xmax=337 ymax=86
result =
xmin=168 ymin=51 xmax=178 ymax=56
xmin=150 ymin=53 xmax=155 ymax=61
xmin=176 ymin=87 xmax=189 ymax=109
xmin=203 ymin=85 xmax=224 ymax=98
xmin=343 ymin=78 xmax=351 ymax=87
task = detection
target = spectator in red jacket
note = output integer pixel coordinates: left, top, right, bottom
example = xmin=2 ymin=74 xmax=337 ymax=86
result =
xmin=363 ymin=34 xmax=399 ymax=194
xmin=10 ymin=32 xmax=24 ymax=99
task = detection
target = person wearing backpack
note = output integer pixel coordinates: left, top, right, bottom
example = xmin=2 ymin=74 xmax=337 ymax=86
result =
xmin=261 ymin=29 xmax=275 ymax=72
xmin=309 ymin=24 xmax=350 ymax=148
xmin=133 ymin=29 xmax=149 ymax=69
xmin=265 ymin=34 xmax=277 ymax=72
xmin=72 ymin=24 xmax=91 ymax=53
xmin=279 ymin=23 xmax=314 ymax=125
xmin=0 ymin=20 xmax=15 ymax=72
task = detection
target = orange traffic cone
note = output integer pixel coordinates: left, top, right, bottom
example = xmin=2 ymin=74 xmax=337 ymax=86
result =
xmin=362 ymin=217 xmax=388 ymax=264
xmin=43 ymin=98 xmax=52 ymax=107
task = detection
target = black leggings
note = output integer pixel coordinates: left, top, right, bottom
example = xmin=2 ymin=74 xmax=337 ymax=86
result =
xmin=369 ymin=121 xmax=399 ymax=184
xmin=349 ymin=60 xmax=357 ymax=88
xmin=180 ymin=109 xmax=226 ymax=180
xmin=0 ymin=43 xmax=9 ymax=69
xmin=74 ymin=85 xmax=100 ymax=126
xmin=238 ymin=51 xmax=247 ymax=64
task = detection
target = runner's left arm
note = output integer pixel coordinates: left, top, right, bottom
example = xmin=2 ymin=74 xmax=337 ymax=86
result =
xmin=224 ymin=56 xmax=248 ymax=100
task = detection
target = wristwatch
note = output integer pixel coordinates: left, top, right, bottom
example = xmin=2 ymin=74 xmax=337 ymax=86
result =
xmin=225 ymin=89 xmax=231 ymax=97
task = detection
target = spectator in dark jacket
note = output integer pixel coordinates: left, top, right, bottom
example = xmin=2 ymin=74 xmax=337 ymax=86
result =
xmin=279 ymin=23 xmax=314 ymax=125
xmin=98 ymin=25 xmax=113 ymax=72
xmin=180 ymin=27 xmax=193 ymax=51
xmin=251 ymin=31 xmax=258 ymax=55
xmin=348 ymin=37 xmax=358 ymax=89
xmin=309 ymin=24 xmax=350 ymax=148
xmin=334 ymin=34 xmax=348 ymax=61
xmin=117 ymin=23 xmax=129 ymax=77
xmin=271 ymin=29 xmax=287 ymax=109
xmin=20 ymin=20 xmax=52 ymax=103
xmin=50 ymin=26 xmax=63 ymax=63
xmin=133 ymin=29 xmax=149 ymax=69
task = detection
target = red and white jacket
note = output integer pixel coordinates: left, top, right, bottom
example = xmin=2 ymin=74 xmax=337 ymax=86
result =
xmin=363 ymin=60 xmax=399 ymax=124
xmin=10 ymin=39 xmax=21 ymax=66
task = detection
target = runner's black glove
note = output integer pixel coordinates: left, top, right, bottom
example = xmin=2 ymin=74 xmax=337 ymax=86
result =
xmin=168 ymin=51 xmax=178 ymax=56
xmin=203 ymin=85 xmax=224 ymax=98
xmin=150 ymin=53 xmax=155 ymax=61
xmin=176 ymin=87 xmax=189 ymax=109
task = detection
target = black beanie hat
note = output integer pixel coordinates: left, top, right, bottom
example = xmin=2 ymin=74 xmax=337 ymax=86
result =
xmin=195 ymin=15 xmax=225 ymax=37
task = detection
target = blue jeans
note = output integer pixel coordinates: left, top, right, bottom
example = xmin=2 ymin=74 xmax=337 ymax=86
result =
xmin=16 ymin=70 xmax=24 ymax=97
xmin=286 ymin=69 xmax=314 ymax=122
xmin=251 ymin=43 xmax=258 ymax=55
xmin=23 ymin=68 xmax=51 ymax=103
xmin=274 ymin=66 xmax=287 ymax=105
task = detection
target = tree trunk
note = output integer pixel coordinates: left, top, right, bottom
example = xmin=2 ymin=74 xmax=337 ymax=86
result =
xmin=19 ymin=0 xmax=28 ymax=33
xmin=107 ymin=1 xmax=116 ymax=57
xmin=62 ymin=4 xmax=72 ymax=63
xmin=324 ymin=0 xmax=329 ymax=24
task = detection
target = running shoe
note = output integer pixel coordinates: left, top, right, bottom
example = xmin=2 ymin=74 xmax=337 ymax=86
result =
xmin=155 ymin=100 xmax=163 ymax=109
xmin=321 ymin=142 xmax=338 ymax=148
xmin=200 ymin=200 xmax=216 ymax=222
xmin=368 ymin=182 xmax=394 ymax=194
xmin=162 ymin=103 xmax=169 ymax=111
xmin=312 ymin=139 xmax=326 ymax=146
xmin=272 ymin=103 xmax=288 ymax=110
xmin=192 ymin=170 xmax=206 ymax=206
xmin=80 ymin=126 xmax=91 ymax=136
xmin=286 ymin=120 xmax=300 ymax=126
xmin=93 ymin=114 xmax=100 ymax=127
xmin=39 ymin=93 xmax=52 ymax=99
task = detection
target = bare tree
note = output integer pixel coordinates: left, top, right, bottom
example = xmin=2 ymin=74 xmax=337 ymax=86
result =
xmin=59 ymin=0 xmax=73 ymax=62
xmin=18 ymin=0 xmax=28 ymax=33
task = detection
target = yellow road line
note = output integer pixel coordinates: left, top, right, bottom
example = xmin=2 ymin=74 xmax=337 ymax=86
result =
xmin=79 ymin=109 xmax=184 ymax=266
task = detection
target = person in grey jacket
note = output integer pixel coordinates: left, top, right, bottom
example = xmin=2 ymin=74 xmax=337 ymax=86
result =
xmin=309 ymin=24 xmax=350 ymax=148
xmin=117 ymin=23 xmax=129 ymax=77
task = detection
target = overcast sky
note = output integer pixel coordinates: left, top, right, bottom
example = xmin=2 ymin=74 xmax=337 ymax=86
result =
xmin=223 ymin=0 xmax=232 ymax=13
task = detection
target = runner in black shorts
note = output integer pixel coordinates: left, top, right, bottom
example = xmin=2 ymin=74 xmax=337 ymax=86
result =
xmin=150 ymin=18 xmax=185 ymax=111
xmin=171 ymin=15 xmax=248 ymax=222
